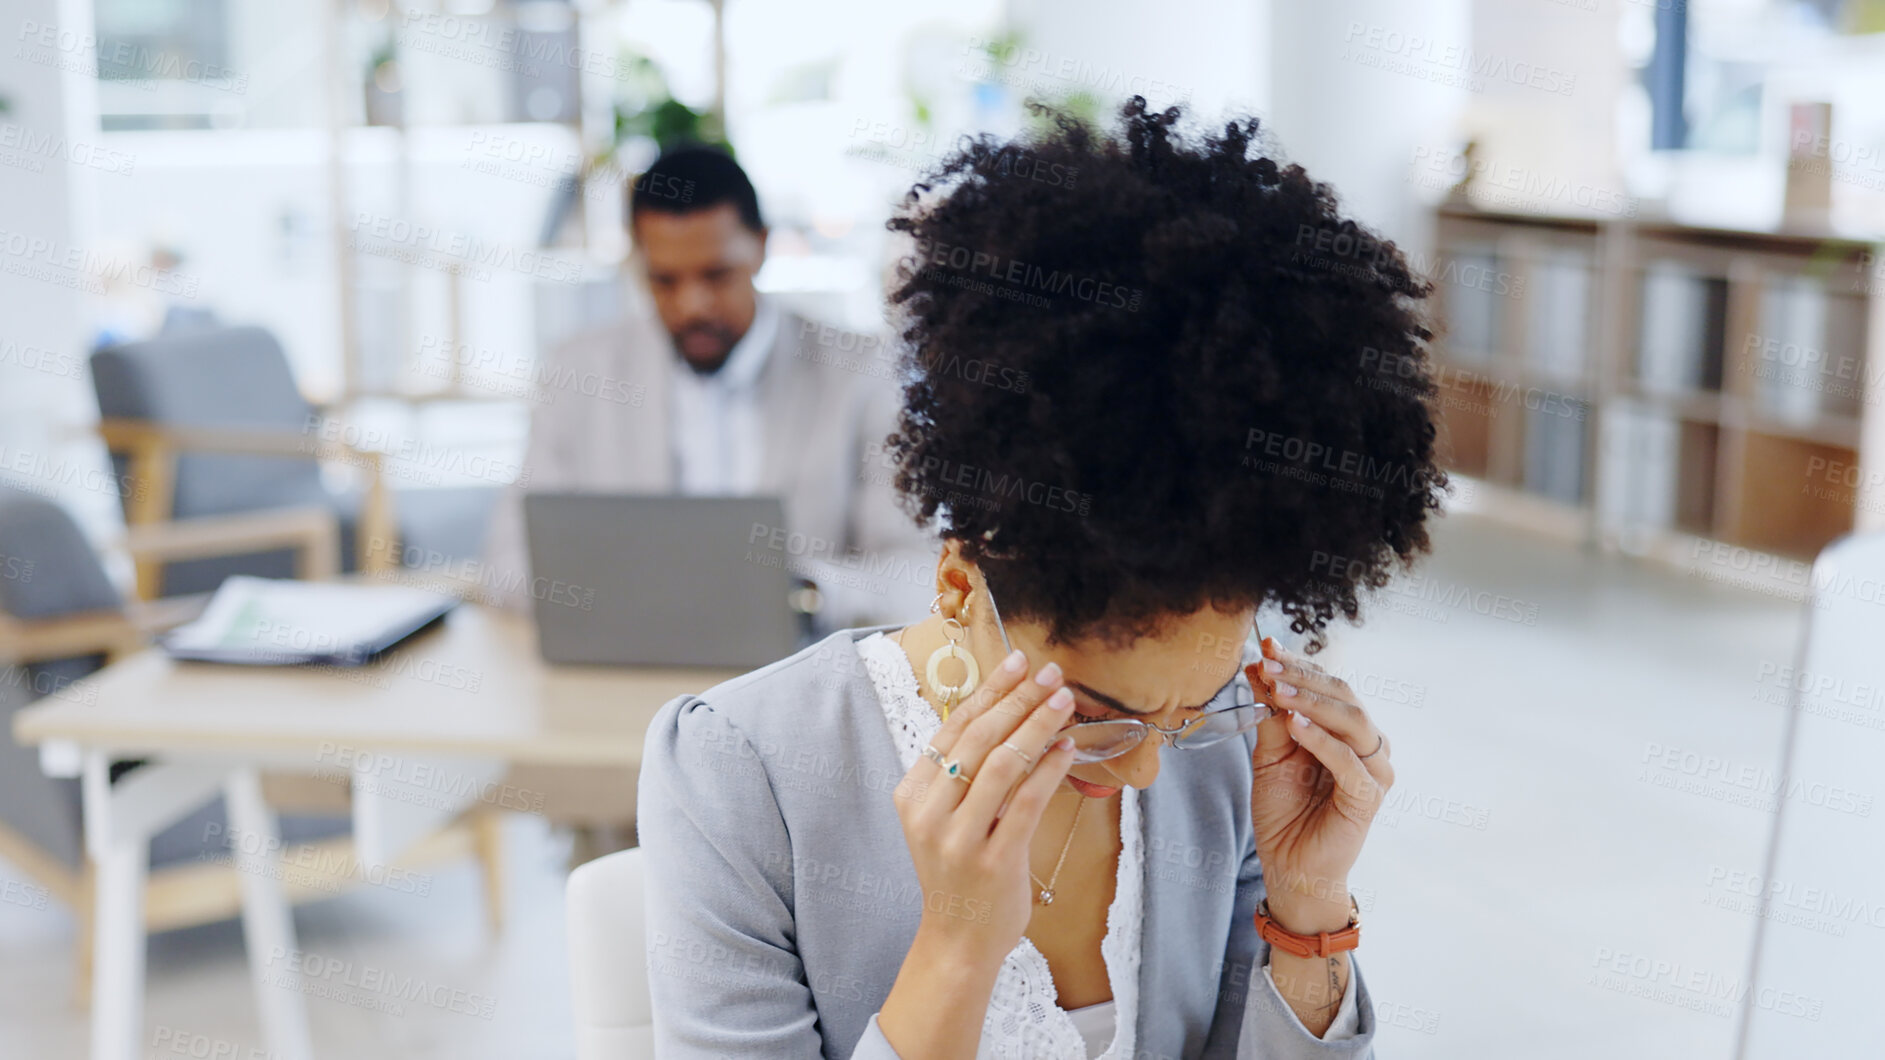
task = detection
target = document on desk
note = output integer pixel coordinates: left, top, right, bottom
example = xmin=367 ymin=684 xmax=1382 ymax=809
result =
xmin=160 ymin=576 xmax=457 ymax=666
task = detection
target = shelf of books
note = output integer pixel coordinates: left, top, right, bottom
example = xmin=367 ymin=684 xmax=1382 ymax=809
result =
xmin=1428 ymin=205 xmax=1885 ymax=578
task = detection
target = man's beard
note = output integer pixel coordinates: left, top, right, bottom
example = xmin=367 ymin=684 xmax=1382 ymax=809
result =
xmin=673 ymin=321 xmax=740 ymax=376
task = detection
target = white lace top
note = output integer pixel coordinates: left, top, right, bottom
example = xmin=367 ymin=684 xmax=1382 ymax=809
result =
xmin=856 ymin=632 xmax=1143 ymax=1060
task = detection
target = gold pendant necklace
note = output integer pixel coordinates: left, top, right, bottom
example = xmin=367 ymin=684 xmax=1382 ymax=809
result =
xmin=1028 ymin=795 xmax=1085 ymax=905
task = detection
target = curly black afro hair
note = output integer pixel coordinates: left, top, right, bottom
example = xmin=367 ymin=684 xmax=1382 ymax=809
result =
xmin=882 ymin=98 xmax=1447 ymax=651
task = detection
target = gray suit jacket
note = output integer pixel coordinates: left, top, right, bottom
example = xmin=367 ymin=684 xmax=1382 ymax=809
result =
xmin=484 ymin=305 xmax=936 ymax=628
xmin=638 ymin=626 xmax=1378 ymax=1059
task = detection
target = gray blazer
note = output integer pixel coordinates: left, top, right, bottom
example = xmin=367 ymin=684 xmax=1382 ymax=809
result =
xmin=638 ymin=626 xmax=1378 ymax=1058
xmin=482 ymin=302 xmax=936 ymax=628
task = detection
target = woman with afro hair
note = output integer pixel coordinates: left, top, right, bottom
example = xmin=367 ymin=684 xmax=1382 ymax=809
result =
xmin=639 ymin=97 xmax=1445 ymax=1059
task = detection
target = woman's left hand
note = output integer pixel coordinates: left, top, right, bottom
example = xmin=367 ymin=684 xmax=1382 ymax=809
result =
xmin=1244 ymin=635 xmax=1393 ymax=932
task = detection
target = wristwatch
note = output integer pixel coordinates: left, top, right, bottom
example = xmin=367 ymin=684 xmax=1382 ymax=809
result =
xmin=1253 ymin=895 xmax=1362 ymax=958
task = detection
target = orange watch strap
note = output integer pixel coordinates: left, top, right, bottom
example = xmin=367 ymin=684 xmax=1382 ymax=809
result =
xmin=1253 ymin=897 xmax=1361 ymax=958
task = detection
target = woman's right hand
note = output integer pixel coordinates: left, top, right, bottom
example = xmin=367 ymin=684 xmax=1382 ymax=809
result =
xmin=892 ymin=648 xmax=1080 ymax=967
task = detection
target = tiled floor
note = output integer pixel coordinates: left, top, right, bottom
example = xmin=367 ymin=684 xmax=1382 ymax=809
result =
xmin=1319 ymin=517 xmax=1803 ymax=1059
xmin=0 ymin=811 xmax=579 ymax=1059
xmin=0 ymin=514 xmax=1810 ymax=1059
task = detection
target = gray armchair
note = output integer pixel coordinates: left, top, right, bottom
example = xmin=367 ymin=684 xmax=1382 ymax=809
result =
xmin=90 ymin=325 xmax=499 ymax=598
xmin=0 ymin=487 xmax=500 ymax=1005
xmin=0 ymin=486 xmax=352 ymax=993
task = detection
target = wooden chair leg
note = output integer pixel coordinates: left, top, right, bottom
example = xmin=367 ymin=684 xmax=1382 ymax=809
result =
xmin=473 ymin=809 xmax=504 ymax=936
xmin=72 ymin=859 xmax=96 ymax=1011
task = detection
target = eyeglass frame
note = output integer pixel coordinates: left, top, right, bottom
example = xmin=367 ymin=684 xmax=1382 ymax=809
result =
xmin=981 ymin=582 xmax=1271 ymax=761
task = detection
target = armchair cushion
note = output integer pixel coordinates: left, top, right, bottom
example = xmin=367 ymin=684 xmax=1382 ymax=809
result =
xmin=91 ymin=326 xmax=501 ymax=595
xmin=0 ymin=487 xmax=120 ymax=870
xmin=90 ymin=325 xmax=331 ymax=521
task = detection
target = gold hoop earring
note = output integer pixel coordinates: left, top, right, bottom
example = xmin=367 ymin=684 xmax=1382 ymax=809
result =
xmin=925 ymin=612 xmax=980 ymax=721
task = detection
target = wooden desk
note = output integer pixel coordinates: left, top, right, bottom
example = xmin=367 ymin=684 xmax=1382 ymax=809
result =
xmin=10 ymin=605 xmax=740 ymax=1060
xmin=15 ymin=604 xmax=738 ymax=765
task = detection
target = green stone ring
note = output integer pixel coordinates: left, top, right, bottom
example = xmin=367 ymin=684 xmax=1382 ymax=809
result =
xmin=922 ymin=744 xmax=972 ymax=783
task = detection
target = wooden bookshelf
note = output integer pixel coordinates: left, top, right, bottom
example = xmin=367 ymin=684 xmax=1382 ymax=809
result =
xmin=1429 ymin=205 xmax=1885 ymax=567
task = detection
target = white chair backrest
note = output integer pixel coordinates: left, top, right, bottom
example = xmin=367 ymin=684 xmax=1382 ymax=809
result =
xmin=1736 ymin=531 xmax=1885 ymax=1056
xmin=567 ymin=847 xmax=654 ymax=1060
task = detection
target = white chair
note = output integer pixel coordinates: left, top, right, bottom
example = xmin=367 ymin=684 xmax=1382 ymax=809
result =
xmin=1735 ymin=530 xmax=1885 ymax=1056
xmin=566 ymin=847 xmax=655 ymax=1060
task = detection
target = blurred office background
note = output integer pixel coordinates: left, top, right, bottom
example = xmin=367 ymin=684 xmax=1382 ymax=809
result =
xmin=4 ymin=0 xmax=1885 ymax=1057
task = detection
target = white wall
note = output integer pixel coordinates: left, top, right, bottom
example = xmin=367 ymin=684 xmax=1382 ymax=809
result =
xmin=1006 ymin=0 xmax=1267 ymax=119
xmin=1266 ymin=0 xmax=1472 ymax=260
xmin=0 ymin=0 xmax=119 ymax=542
xmin=1002 ymin=0 xmax=1473 ymax=261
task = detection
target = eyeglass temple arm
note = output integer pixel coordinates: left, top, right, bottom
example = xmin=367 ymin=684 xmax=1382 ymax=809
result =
xmin=985 ymin=587 xmax=1015 ymax=654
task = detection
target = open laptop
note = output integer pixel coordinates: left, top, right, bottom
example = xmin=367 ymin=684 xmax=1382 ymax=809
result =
xmin=523 ymin=493 xmax=800 ymax=668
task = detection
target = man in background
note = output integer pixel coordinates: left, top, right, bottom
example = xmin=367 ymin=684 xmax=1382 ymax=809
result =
xmin=484 ymin=144 xmax=934 ymax=631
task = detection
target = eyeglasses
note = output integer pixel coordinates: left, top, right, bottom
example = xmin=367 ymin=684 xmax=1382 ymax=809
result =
xmin=984 ymin=586 xmax=1271 ymax=764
